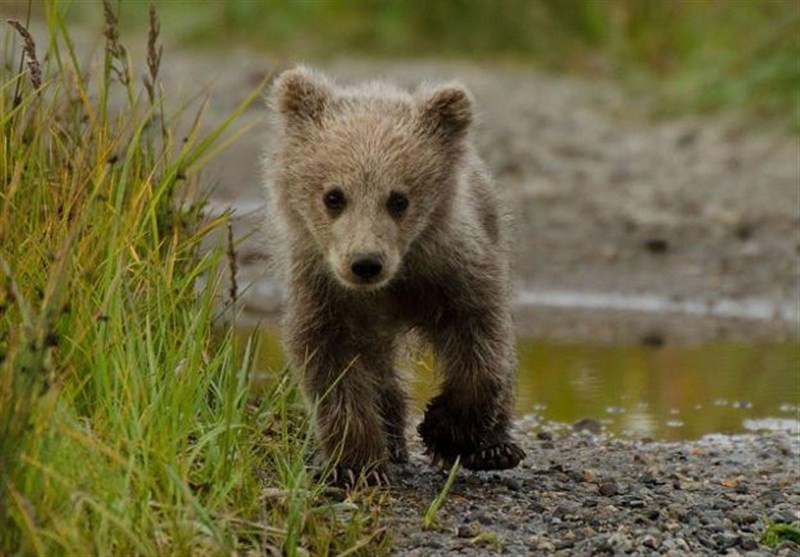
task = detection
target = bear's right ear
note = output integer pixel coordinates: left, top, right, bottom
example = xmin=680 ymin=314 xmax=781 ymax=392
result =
xmin=416 ymin=83 xmax=473 ymax=142
xmin=271 ymin=66 xmax=332 ymax=128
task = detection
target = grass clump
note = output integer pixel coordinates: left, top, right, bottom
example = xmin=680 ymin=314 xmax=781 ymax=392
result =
xmin=761 ymin=521 xmax=800 ymax=548
xmin=0 ymin=2 xmax=388 ymax=555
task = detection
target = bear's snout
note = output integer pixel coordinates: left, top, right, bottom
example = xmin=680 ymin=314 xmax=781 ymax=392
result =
xmin=350 ymin=253 xmax=384 ymax=283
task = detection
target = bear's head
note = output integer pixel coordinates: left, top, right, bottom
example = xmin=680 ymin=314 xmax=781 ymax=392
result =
xmin=269 ymin=66 xmax=474 ymax=291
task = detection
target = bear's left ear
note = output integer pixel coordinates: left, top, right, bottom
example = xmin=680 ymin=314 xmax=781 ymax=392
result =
xmin=416 ymin=83 xmax=473 ymax=141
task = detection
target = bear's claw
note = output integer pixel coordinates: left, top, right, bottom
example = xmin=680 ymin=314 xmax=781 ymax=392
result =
xmin=426 ymin=441 xmax=525 ymax=472
xmin=329 ymin=465 xmax=391 ymax=489
xmin=461 ymin=442 xmax=525 ymax=471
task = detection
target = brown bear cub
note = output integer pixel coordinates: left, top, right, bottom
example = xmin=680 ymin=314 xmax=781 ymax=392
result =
xmin=262 ymin=66 xmax=525 ymax=486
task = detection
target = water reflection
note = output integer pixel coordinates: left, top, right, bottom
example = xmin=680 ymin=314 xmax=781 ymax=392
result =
xmin=514 ymin=340 xmax=799 ymax=440
xmin=241 ymin=327 xmax=799 ymax=441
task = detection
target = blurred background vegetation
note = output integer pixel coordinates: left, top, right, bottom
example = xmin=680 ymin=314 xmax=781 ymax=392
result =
xmin=4 ymin=0 xmax=790 ymax=129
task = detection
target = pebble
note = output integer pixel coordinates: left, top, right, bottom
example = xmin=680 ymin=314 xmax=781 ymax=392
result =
xmin=641 ymin=534 xmax=661 ymax=550
xmin=739 ymin=536 xmax=759 ymax=551
xmin=599 ymin=481 xmax=619 ymax=496
xmin=769 ymin=508 xmax=797 ymax=524
xmin=457 ymin=524 xmax=477 ymax=538
xmin=713 ymin=532 xmax=739 ymax=550
xmin=573 ymin=417 xmax=603 ymax=435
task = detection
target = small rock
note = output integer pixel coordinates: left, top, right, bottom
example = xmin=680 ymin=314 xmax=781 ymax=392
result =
xmin=504 ymin=477 xmax=522 ymax=491
xmin=698 ymin=534 xmax=718 ymax=549
xmin=567 ymin=469 xmax=585 ymax=483
xmin=764 ymin=490 xmax=786 ymax=504
xmin=642 ymin=534 xmax=660 ymax=550
xmin=645 ymin=509 xmax=660 ymax=521
xmin=776 ymin=540 xmax=800 ymax=555
xmin=457 ymin=524 xmax=477 ymax=538
xmin=640 ymin=331 xmax=666 ymax=348
xmin=714 ymin=499 xmax=733 ymax=511
xmin=574 ymin=417 xmax=602 ymax=435
xmin=643 ymin=237 xmax=669 ymax=254
xmin=713 ymin=532 xmax=739 ymax=550
xmin=623 ymin=497 xmax=646 ymax=508
xmin=472 ymin=511 xmax=493 ymax=526
xmin=599 ymin=481 xmax=619 ymax=497
xmin=735 ymin=483 xmax=750 ymax=494
xmin=769 ymin=509 xmax=798 ymax=524
xmin=739 ymin=536 xmax=759 ymax=551
xmin=536 ymin=430 xmax=553 ymax=441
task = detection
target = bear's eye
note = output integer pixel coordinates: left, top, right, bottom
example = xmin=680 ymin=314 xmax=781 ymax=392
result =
xmin=323 ymin=187 xmax=346 ymax=212
xmin=387 ymin=191 xmax=409 ymax=217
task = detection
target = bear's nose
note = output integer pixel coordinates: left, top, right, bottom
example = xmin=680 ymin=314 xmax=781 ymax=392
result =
xmin=350 ymin=254 xmax=383 ymax=281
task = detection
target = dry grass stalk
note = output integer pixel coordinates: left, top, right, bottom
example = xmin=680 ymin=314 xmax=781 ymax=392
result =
xmin=143 ymin=1 xmax=163 ymax=105
xmin=226 ymin=219 xmax=238 ymax=308
xmin=7 ymin=19 xmax=42 ymax=91
xmin=102 ymin=0 xmax=130 ymax=85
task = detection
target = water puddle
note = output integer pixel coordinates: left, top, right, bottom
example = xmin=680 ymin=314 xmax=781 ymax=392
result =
xmin=240 ymin=327 xmax=799 ymax=441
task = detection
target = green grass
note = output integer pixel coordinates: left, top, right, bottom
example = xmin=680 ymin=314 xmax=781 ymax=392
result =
xmin=49 ymin=0 xmax=800 ymax=131
xmin=761 ymin=521 xmax=800 ymax=548
xmin=421 ymin=457 xmax=460 ymax=531
xmin=0 ymin=2 xmax=388 ymax=555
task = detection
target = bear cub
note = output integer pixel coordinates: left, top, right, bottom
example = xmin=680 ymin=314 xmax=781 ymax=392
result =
xmin=262 ymin=66 xmax=524 ymax=486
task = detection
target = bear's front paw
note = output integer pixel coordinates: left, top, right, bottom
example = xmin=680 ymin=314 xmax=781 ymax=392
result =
xmin=418 ymin=395 xmax=525 ymax=471
xmin=462 ymin=442 xmax=526 ymax=471
xmin=417 ymin=395 xmax=474 ymax=463
xmin=329 ymin=464 xmax=391 ymax=489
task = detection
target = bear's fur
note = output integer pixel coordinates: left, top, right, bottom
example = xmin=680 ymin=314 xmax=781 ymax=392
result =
xmin=262 ymin=66 xmax=524 ymax=485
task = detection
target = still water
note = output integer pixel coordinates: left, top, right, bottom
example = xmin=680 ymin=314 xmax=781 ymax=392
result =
xmin=243 ymin=328 xmax=800 ymax=441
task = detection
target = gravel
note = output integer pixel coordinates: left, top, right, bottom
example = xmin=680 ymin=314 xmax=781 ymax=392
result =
xmin=381 ymin=427 xmax=800 ymax=556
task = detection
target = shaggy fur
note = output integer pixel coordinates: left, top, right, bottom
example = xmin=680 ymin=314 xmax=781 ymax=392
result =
xmin=262 ymin=66 xmax=524 ymax=485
